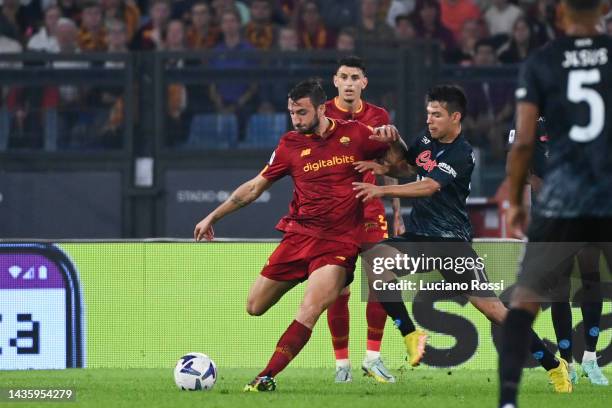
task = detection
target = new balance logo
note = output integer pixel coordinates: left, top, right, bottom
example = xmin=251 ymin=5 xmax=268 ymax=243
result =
xmin=301 ymin=148 xmax=311 ymax=157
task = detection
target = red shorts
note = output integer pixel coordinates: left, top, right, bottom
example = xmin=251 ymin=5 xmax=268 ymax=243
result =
xmin=261 ymin=232 xmax=359 ymax=286
xmin=360 ymin=213 xmax=389 ymax=246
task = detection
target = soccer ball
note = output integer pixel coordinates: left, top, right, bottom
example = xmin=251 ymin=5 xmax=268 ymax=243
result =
xmin=174 ymin=353 xmax=217 ymax=391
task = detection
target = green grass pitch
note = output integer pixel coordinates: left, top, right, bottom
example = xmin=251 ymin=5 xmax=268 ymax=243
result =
xmin=1 ymin=367 xmax=611 ymax=408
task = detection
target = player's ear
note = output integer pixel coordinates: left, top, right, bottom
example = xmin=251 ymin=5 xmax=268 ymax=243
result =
xmin=362 ymin=76 xmax=368 ymax=90
xmin=452 ymin=111 xmax=461 ymax=123
xmin=333 ymin=74 xmax=339 ymax=88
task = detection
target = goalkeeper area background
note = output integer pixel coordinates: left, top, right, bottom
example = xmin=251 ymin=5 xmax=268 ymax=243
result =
xmin=4 ymin=241 xmax=611 ymax=370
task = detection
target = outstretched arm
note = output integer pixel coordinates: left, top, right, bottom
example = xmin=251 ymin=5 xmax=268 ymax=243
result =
xmin=194 ymin=174 xmax=274 ymax=241
xmin=353 ymin=177 xmax=441 ymax=202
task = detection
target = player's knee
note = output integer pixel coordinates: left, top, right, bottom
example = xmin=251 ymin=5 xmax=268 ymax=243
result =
xmin=246 ymin=299 xmax=266 ymax=316
xmin=298 ymin=300 xmax=326 ymax=322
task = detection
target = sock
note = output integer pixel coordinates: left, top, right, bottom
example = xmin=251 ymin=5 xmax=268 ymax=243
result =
xmin=550 ymin=302 xmax=573 ymax=362
xmin=375 ymin=280 xmax=415 ymax=336
xmin=366 ymin=296 xmax=387 ymax=352
xmin=365 ymin=350 xmax=380 ymax=362
xmin=258 ymin=320 xmax=312 ymax=378
xmin=581 ymin=302 xmax=602 ymax=352
xmin=583 ymin=350 xmax=597 ymax=362
xmin=335 ymin=359 xmax=350 ymax=368
xmin=530 ymin=329 xmax=559 ymax=370
xmin=578 ymin=250 xmax=602 ymax=353
xmin=327 ymin=293 xmax=350 ymax=361
xmin=499 ymin=309 xmax=536 ymax=407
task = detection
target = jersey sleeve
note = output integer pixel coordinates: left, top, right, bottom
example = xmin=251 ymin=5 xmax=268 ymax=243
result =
xmin=515 ymin=54 xmax=544 ymax=107
xmin=260 ymin=138 xmax=291 ymax=181
xmin=357 ymin=122 xmax=389 ymax=160
xmin=428 ymin=148 xmax=474 ymax=189
xmin=404 ymin=136 xmax=421 ymax=165
xmin=377 ymin=108 xmax=391 ymax=126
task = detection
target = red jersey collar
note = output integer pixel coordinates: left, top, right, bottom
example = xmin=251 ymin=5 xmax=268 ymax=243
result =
xmin=333 ymin=97 xmax=364 ymax=115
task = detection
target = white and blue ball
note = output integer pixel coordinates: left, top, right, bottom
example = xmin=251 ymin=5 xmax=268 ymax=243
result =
xmin=174 ymin=353 xmax=217 ymax=391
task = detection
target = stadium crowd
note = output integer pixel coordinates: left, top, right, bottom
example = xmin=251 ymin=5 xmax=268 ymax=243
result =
xmin=4 ymin=0 xmax=609 ymax=61
xmin=1 ymin=0 xmax=611 ymax=153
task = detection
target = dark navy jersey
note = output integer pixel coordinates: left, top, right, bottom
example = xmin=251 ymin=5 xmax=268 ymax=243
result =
xmin=516 ymin=35 xmax=612 ymax=217
xmin=404 ymin=132 xmax=474 ymax=241
xmin=507 ymin=116 xmax=549 ymax=179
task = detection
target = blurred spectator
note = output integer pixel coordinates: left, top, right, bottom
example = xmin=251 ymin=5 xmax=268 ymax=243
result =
xmin=277 ymin=25 xmax=298 ymax=51
xmin=440 ymin=0 xmax=481 ymax=42
xmin=525 ymin=0 xmax=557 ymax=46
xmin=209 ymin=8 xmax=258 ymax=137
xmin=445 ymin=18 xmax=482 ymax=64
xmin=257 ymin=25 xmax=299 ymax=112
xmin=386 ymin=0 xmax=415 ymax=28
xmin=106 ymin=19 xmax=129 ymax=55
xmin=317 ymin=0 xmax=358 ymax=31
xmin=185 ymin=1 xmax=220 ymax=49
xmin=164 ymin=18 xmax=186 ymax=51
xmin=393 ymin=13 xmax=416 ymax=46
xmin=79 ymin=0 xmax=107 ymax=51
xmin=0 ymin=0 xmax=25 ymax=41
xmin=0 ymin=33 xmax=21 ymax=55
xmin=27 ymin=4 xmax=60 ymax=52
xmin=53 ymin=18 xmax=93 ymax=148
xmin=87 ymin=18 xmax=128 ymax=149
xmin=131 ymin=0 xmax=170 ymax=50
xmin=462 ymin=38 xmax=514 ymax=159
xmin=57 ymin=0 xmax=82 ymax=24
xmin=244 ymin=0 xmax=276 ymax=50
xmin=164 ymin=19 xmax=190 ymax=146
xmin=211 ymin=0 xmax=249 ymax=24
xmin=498 ymin=16 xmax=537 ymax=64
xmin=412 ymin=0 xmax=455 ymax=52
xmin=356 ymin=0 xmax=394 ymax=49
xmin=101 ymin=0 xmax=140 ymax=41
xmin=336 ymin=27 xmax=356 ymax=52
xmin=297 ymin=1 xmax=334 ymax=49
xmin=0 ymin=34 xmax=22 ymax=148
xmin=483 ymin=0 xmax=523 ymax=37
xmin=171 ymin=0 xmax=197 ymax=22
xmin=606 ymin=15 xmax=612 ymax=35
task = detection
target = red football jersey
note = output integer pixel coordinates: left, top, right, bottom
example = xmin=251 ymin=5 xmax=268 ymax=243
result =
xmin=325 ymin=98 xmax=391 ymax=225
xmin=261 ymin=118 xmax=389 ymax=245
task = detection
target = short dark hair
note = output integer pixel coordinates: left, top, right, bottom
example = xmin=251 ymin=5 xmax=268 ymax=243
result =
xmin=288 ymin=78 xmax=327 ymax=107
xmin=337 ymin=55 xmax=367 ymax=76
xmin=564 ymin=0 xmax=601 ymax=11
xmin=426 ymin=85 xmax=467 ymax=119
xmin=474 ymin=38 xmax=496 ymax=53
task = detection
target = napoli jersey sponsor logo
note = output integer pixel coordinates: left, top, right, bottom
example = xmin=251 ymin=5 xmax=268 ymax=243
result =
xmin=438 ymin=162 xmax=457 ymax=178
xmin=416 ymin=150 xmax=437 ymax=172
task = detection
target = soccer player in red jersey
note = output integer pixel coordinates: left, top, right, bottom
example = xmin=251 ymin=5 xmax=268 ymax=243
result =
xmin=194 ymin=78 xmax=407 ymax=392
xmin=324 ymin=56 xmax=404 ymax=383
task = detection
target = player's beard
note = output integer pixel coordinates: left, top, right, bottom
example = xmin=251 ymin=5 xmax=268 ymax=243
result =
xmin=295 ymin=115 xmax=320 ymax=134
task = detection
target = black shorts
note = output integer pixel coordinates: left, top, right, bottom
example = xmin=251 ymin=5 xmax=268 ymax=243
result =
xmin=517 ymin=217 xmax=612 ymax=297
xmin=378 ymin=232 xmax=496 ymax=298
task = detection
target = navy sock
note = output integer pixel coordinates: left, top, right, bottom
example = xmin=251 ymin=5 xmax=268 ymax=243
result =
xmin=581 ymin=301 xmax=602 ymax=352
xmin=551 ymin=302 xmax=573 ymax=361
xmin=375 ymin=280 xmax=416 ymax=336
xmin=530 ymin=329 xmax=560 ymax=370
xmin=499 ymin=309 xmax=536 ymax=407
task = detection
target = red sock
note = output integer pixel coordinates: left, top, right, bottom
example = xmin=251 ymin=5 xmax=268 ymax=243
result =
xmin=327 ymin=293 xmax=350 ymax=360
xmin=258 ymin=320 xmax=312 ymax=377
xmin=366 ymin=299 xmax=387 ymax=352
